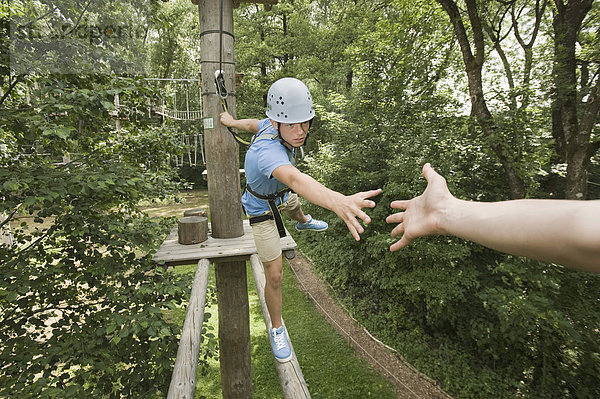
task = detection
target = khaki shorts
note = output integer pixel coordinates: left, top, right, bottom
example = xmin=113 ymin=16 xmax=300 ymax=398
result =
xmin=252 ymin=193 xmax=300 ymax=262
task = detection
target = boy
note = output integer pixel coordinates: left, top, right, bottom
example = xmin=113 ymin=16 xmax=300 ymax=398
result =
xmin=220 ymin=77 xmax=381 ymax=362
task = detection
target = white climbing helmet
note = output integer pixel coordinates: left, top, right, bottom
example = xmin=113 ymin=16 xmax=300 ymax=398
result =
xmin=265 ymin=78 xmax=315 ymax=124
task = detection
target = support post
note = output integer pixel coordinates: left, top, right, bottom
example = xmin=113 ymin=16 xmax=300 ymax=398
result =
xmin=215 ymin=261 xmax=253 ymax=397
xmin=198 ymin=0 xmax=251 ymax=397
xmin=199 ymin=0 xmax=243 ymax=239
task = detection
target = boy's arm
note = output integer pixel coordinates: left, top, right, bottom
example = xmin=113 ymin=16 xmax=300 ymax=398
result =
xmin=272 ymin=164 xmax=381 ymax=241
xmin=219 ymin=111 xmax=259 ymax=133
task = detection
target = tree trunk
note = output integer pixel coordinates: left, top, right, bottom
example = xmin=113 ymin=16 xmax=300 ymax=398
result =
xmin=551 ymin=0 xmax=598 ymax=199
xmin=437 ymin=0 xmax=526 ymax=199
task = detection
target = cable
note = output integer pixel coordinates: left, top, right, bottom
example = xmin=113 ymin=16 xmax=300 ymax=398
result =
xmin=287 ymin=258 xmax=428 ymax=399
xmin=219 ymin=0 xmax=224 ymax=75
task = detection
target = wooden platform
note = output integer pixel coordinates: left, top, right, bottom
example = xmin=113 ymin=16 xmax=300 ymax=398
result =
xmin=154 ymin=219 xmax=297 ymax=265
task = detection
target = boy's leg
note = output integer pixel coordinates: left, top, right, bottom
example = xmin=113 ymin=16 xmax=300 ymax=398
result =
xmin=252 ymin=218 xmax=285 ymax=328
xmin=282 ymin=194 xmax=328 ymax=232
xmin=285 ymin=204 xmax=309 ymax=224
xmin=262 ymin=254 xmax=284 ymax=329
xmin=281 ymin=192 xmax=308 ymax=223
xmin=252 ymin=218 xmax=292 ymax=362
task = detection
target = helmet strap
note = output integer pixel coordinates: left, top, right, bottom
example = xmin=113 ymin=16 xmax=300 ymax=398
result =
xmin=276 ymin=120 xmax=312 ymax=149
xmin=276 ymin=121 xmax=294 ymax=149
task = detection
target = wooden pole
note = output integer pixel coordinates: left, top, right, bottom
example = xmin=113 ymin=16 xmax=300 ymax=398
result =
xmin=215 ymin=260 xmax=253 ymax=397
xmin=198 ymin=0 xmax=252 ymax=397
xmin=199 ymin=0 xmax=243 ymax=239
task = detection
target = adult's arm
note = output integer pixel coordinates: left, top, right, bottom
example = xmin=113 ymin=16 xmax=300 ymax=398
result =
xmin=386 ymin=163 xmax=600 ymax=273
xmin=272 ymin=164 xmax=381 ymax=241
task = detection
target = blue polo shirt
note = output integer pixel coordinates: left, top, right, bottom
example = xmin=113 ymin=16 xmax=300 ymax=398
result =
xmin=242 ymin=119 xmax=296 ymax=216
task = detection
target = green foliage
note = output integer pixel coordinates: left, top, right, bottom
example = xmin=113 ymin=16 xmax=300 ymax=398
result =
xmin=1 ymin=1 xmax=213 ymax=392
xmin=0 ymin=70 xmax=210 ymax=396
xmin=7 ymin=0 xmax=159 ymax=76
xmin=146 ymin=0 xmax=201 ymax=79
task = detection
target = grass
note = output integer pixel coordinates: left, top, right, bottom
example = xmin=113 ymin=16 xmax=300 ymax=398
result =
xmin=140 ymin=190 xmax=210 ymax=219
xmin=172 ymin=261 xmax=397 ymax=399
xmin=149 ymin=190 xmax=397 ymax=398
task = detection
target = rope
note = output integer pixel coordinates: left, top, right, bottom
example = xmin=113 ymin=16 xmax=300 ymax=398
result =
xmin=215 ymin=79 xmax=251 ymax=146
xmin=286 ymin=258 xmax=426 ymax=399
xmin=219 ymin=0 xmax=224 ymax=75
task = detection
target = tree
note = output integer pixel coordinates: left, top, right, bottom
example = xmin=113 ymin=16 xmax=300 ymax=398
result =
xmin=436 ymin=0 xmax=600 ymax=199
xmin=435 ymin=0 xmax=531 ymax=199
xmin=147 ymin=0 xmax=201 ymax=81
xmin=551 ymin=0 xmax=600 ymax=199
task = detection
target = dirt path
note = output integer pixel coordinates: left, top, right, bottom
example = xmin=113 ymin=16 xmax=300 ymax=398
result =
xmin=286 ymin=251 xmax=453 ymax=399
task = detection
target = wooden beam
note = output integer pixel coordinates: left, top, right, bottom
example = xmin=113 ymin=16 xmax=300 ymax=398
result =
xmin=250 ymin=254 xmax=311 ymax=399
xmin=167 ymin=259 xmax=211 ymax=399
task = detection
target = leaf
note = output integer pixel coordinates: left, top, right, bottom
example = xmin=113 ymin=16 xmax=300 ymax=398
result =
xmin=101 ymin=101 xmax=115 ymax=110
xmin=106 ymin=322 xmax=117 ymax=334
xmin=6 ymin=291 xmax=18 ymax=302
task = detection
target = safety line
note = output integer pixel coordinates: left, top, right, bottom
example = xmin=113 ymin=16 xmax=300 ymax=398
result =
xmin=219 ymin=0 xmax=224 ymax=75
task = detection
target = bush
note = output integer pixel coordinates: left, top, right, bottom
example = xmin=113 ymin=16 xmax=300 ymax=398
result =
xmin=293 ymin=92 xmax=600 ymax=397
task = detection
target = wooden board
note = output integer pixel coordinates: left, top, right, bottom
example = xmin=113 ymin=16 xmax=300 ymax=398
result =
xmin=249 ymin=254 xmax=311 ymax=398
xmin=154 ymin=219 xmax=297 ymax=265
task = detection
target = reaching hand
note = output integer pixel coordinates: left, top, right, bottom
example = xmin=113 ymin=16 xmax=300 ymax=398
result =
xmin=336 ymin=188 xmax=382 ymax=241
xmin=386 ymin=163 xmax=453 ymax=251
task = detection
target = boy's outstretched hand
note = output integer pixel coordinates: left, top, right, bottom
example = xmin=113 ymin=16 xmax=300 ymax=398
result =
xmin=336 ymin=188 xmax=382 ymax=241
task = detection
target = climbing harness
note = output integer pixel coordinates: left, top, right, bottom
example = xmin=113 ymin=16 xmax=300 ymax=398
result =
xmin=246 ymin=186 xmax=292 ymax=238
xmin=245 ymin=128 xmax=304 ymax=238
